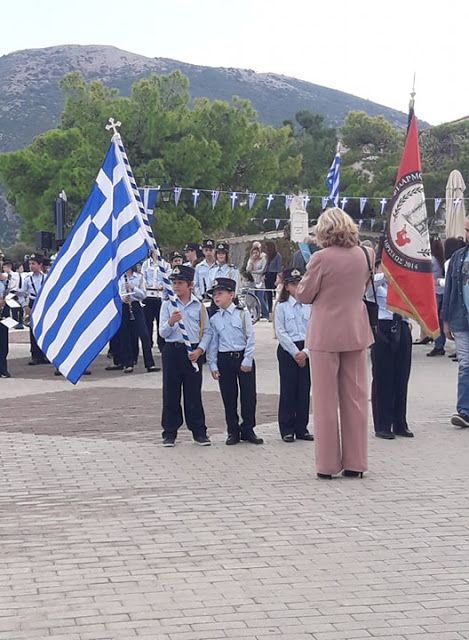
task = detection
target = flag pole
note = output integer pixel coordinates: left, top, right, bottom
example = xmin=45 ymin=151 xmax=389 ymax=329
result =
xmin=106 ymin=119 xmax=199 ymax=372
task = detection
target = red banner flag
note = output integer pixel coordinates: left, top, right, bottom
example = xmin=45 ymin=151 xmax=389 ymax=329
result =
xmin=382 ymin=111 xmax=439 ymax=337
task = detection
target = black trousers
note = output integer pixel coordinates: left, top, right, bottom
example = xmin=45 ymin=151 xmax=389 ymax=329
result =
xmin=143 ymin=297 xmax=165 ymax=352
xmin=217 ymin=352 xmax=256 ymax=436
xmin=0 ymin=322 xmax=9 ymax=375
xmin=161 ymin=342 xmax=206 ymax=439
xmin=277 ymin=343 xmax=311 ymax=437
xmin=29 ymin=299 xmax=48 ymax=363
xmin=371 ymin=319 xmax=412 ymax=434
xmin=264 ymin=272 xmax=277 ymax=312
xmin=120 ymin=302 xmax=155 ymax=368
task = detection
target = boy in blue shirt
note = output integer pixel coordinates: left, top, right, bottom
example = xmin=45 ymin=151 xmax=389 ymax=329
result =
xmin=207 ymin=277 xmax=263 ymax=445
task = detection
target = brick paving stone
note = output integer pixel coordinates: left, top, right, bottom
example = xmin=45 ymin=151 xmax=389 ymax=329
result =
xmin=0 ymin=334 xmax=468 ymax=638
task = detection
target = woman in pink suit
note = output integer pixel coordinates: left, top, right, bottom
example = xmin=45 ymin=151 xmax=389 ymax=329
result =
xmin=296 ymin=208 xmax=374 ymax=479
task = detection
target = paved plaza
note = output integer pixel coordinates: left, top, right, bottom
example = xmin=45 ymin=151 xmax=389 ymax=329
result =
xmin=1 ymin=324 xmax=468 ymax=640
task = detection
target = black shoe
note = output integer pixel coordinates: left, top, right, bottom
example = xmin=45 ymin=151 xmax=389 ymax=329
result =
xmin=375 ymin=431 xmax=395 ymax=439
xmin=0 ymin=371 xmax=11 ymax=378
xmin=83 ymin=369 xmax=92 ymax=375
xmin=427 ymin=348 xmax=445 ymax=357
xmin=146 ymin=366 xmax=161 ymax=372
xmin=282 ymin=434 xmax=295 ymax=443
xmin=105 ymin=365 xmax=123 ymax=371
xmin=124 ymin=367 xmax=134 ymax=373
xmin=451 ymin=413 xmax=469 ymax=428
xmin=342 ymin=470 xmax=364 ymax=478
xmin=162 ymin=437 xmax=175 ymax=447
xmin=54 ymin=370 xmax=62 ymax=376
xmin=28 ymin=360 xmax=41 ymax=366
xmin=226 ymin=434 xmax=240 ymax=445
xmin=413 ymin=336 xmax=432 ymax=345
xmin=241 ymin=431 xmax=264 ymax=445
xmin=317 ymin=473 xmax=332 ymax=479
xmin=394 ymin=428 xmax=414 ymax=437
xmin=296 ymin=433 xmax=314 ymax=441
xmin=194 ymin=435 xmax=211 ymax=446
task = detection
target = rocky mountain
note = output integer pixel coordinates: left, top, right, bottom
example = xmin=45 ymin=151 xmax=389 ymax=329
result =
xmin=0 ymin=44 xmax=412 ymax=153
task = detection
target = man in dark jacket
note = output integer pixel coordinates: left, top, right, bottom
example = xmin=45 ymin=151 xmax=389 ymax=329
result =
xmin=442 ymin=219 xmax=469 ymax=428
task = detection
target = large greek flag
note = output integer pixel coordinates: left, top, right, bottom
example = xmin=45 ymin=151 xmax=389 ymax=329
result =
xmin=326 ymin=143 xmax=341 ymax=206
xmin=31 ymin=135 xmax=154 ymax=384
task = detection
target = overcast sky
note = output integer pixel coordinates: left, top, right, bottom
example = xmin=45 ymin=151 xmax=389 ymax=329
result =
xmin=2 ymin=0 xmax=467 ymax=126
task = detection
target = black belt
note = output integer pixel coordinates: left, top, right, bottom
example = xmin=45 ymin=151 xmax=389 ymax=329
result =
xmin=219 ymin=350 xmax=244 ymax=359
xmin=167 ymin=342 xmax=199 ymax=349
xmin=294 ymin=340 xmax=305 ymax=349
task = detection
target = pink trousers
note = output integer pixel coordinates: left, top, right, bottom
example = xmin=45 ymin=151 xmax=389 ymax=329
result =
xmin=310 ymin=350 xmax=368 ymax=475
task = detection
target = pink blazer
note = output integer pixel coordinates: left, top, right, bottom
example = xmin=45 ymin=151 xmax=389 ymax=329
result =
xmin=296 ymin=245 xmax=375 ymax=352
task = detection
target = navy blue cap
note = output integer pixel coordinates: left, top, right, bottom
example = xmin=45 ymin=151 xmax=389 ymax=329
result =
xmin=202 ymin=238 xmax=215 ymax=249
xmin=169 ymin=265 xmax=195 ymax=281
xmin=208 ymin=277 xmax=236 ymax=294
xmin=215 ymin=241 xmax=229 ymax=253
xmin=282 ymin=268 xmax=302 ymax=284
xmin=184 ymin=242 xmax=200 ymax=252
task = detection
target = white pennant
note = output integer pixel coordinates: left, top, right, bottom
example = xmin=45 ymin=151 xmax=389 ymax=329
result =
xmin=321 ymin=196 xmax=329 ymax=209
xmin=359 ymin=197 xmax=367 ymax=214
xmin=262 ymin=218 xmax=268 ymax=224
xmin=379 ymin=198 xmax=388 ymax=215
xmin=302 ymin=195 xmax=311 ymax=209
xmin=248 ymin=193 xmax=257 ymax=210
xmin=453 ymin=197 xmax=462 ymax=211
xmin=340 ymin=196 xmax=349 ymax=210
xmin=370 ymin=218 xmax=375 ymax=229
xmin=230 ymin=191 xmax=238 ymax=211
xmin=192 ymin=189 xmax=200 ymax=208
xmin=275 ymin=219 xmax=281 ymax=229
xmin=285 ymin=194 xmax=294 ymax=210
xmin=434 ymin=198 xmax=443 ymax=213
xmin=211 ymin=190 xmax=219 ymax=210
xmin=266 ymin=194 xmax=275 ymax=210
xmin=174 ymin=187 xmax=182 ymax=207
xmin=358 ymin=219 xmax=363 ymax=229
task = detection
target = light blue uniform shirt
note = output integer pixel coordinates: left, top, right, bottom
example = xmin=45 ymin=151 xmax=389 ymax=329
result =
xmin=159 ymin=294 xmax=212 ymax=353
xmin=206 ymin=263 xmax=240 ymax=294
xmin=366 ymin=273 xmax=409 ymax=322
xmin=25 ymin=272 xmax=45 ymax=303
xmin=194 ymin=260 xmax=218 ymax=299
xmin=463 ymin=253 xmax=469 ymax=315
xmin=141 ymin=258 xmax=168 ymax=290
xmin=119 ymin=273 xmax=146 ymax=302
xmin=207 ymin=303 xmax=255 ymax=371
xmin=274 ymin=296 xmax=311 ymax=358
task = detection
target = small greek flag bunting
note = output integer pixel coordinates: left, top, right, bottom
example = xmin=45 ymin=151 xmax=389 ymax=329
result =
xmin=359 ymin=197 xmax=368 ymax=214
xmin=358 ymin=219 xmax=363 ymax=229
xmin=229 ymin=191 xmax=238 ymax=210
xmin=302 ymin=195 xmax=311 ymax=209
xmin=326 ymin=143 xmax=341 ymax=206
xmin=266 ymin=194 xmax=275 ymax=210
xmin=434 ymin=198 xmax=443 ymax=213
xmin=192 ymin=189 xmax=200 ymax=208
xmin=248 ymin=193 xmax=257 ymax=210
xmin=453 ymin=197 xmax=462 ymax=211
xmin=380 ymin=198 xmax=389 ymax=215
xmin=321 ymin=196 xmax=329 ymax=210
xmin=211 ymin=190 xmax=219 ymax=210
xmin=370 ymin=218 xmax=376 ymax=229
xmin=174 ymin=187 xmax=182 ymax=206
xmin=340 ymin=196 xmax=349 ymax=210
xmin=262 ymin=218 xmax=268 ymax=224
xmin=285 ymin=194 xmax=294 ymax=210
xmin=275 ymin=219 xmax=281 ymax=229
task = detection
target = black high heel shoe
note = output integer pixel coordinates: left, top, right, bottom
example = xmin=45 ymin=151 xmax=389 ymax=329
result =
xmin=413 ymin=336 xmax=433 ymax=345
xmin=317 ymin=473 xmax=332 ymax=479
xmin=342 ymin=470 xmax=364 ymax=478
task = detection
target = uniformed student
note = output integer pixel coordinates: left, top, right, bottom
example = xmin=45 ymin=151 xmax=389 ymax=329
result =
xmin=24 ymin=254 xmax=48 ymax=365
xmin=206 ymin=277 xmax=263 ymax=445
xmin=206 ymin=242 xmax=240 ymax=294
xmin=141 ymin=251 xmax=167 ymax=352
xmin=183 ymin=242 xmax=202 ymax=268
xmin=194 ymin=238 xmax=217 ymax=300
xmin=159 ymin=265 xmax=212 ymax=447
xmin=274 ymin=268 xmax=314 ymax=442
xmin=0 ymin=271 xmax=12 ymax=377
xmin=115 ymin=266 xmax=160 ymax=374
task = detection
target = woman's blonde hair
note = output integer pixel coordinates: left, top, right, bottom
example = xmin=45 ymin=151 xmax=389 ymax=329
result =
xmin=315 ymin=207 xmax=359 ymax=248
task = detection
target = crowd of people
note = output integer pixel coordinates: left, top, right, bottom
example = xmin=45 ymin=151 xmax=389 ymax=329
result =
xmin=0 ymin=209 xmax=466 ymax=479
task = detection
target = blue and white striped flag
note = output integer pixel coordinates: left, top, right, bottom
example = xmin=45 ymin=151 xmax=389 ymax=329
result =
xmin=31 ymin=135 xmax=154 ymax=384
xmin=326 ymin=143 xmax=341 ymax=206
